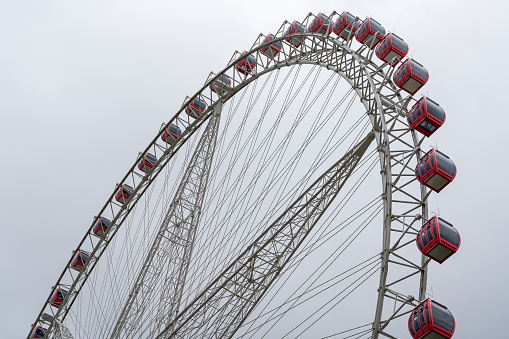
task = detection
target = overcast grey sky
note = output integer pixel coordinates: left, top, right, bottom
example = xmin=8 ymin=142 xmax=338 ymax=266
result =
xmin=1 ymin=0 xmax=508 ymax=338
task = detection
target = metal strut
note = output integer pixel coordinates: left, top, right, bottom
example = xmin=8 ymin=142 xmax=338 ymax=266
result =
xmin=52 ymin=320 xmax=75 ymax=339
xmin=110 ymin=102 xmax=223 ymax=338
xmin=40 ymin=314 xmax=75 ymax=339
xmin=156 ymin=132 xmax=375 ymax=339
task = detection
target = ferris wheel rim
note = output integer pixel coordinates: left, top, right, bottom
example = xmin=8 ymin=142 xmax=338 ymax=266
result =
xmin=29 ymin=13 xmax=430 ymax=339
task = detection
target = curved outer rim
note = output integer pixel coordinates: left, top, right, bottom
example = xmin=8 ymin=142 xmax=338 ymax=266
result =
xmin=30 ymin=13 xmax=430 ymax=339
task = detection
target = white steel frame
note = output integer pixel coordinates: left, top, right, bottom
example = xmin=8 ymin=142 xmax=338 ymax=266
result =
xmin=28 ymin=11 xmax=436 ymax=339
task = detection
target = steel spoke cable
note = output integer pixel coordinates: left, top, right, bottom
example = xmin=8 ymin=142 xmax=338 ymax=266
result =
xmin=251 ymin=198 xmax=382 ymax=338
xmin=320 ymin=323 xmax=373 ymax=339
xmin=273 ymin=263 xmax=380 ymax=339
xmin=245 ymin=202 xmax=382 ymax=338
xmin=182 ymin=65 xmax=322 ymax=298
xmin=240 ymin=254 xmax=380 ymax=333
xmin=209 ymin=65 xmax=298 ymax=188
xmin=264 ymin=206 xmax=382 ymax=338
xmin=189 ymin=69 xmax=284 ymax=280
xmin=251 ymin=92 xmax=361 ymax=242
xmin=193 ymin=65 xmax=334 ymax=262
xmin=187 ymin=66 xmax=319 ymax=294
xmin=293 ymin=152 xmax=379 ymax=254
xmin=289 ymin=265 xmax=381 ymax=339
xmin=234 ymin=71 xmax=344 ymax=241
xmin=241 ymin=193 xmax=380 ymax=333
xmin=344 ymin=328 xmax=373 ymax=339
xmin=251 ymin=261 xmax=381 ymax=339
xmin=197 ymin=64 xmax=317 ymax=227
xmin=348 ymin=330 xmax=373 ymax=339
xmin=182 ymin=69 xmax=342 ymax=308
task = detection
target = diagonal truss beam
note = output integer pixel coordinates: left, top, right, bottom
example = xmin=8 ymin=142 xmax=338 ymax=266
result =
xmin=156 ymin=132 xmax=375 ymax=339
xmin=110 ymin=102 xmax=223 ymax=338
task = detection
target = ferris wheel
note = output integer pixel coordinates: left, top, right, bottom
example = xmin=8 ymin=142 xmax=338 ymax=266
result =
xmin=28 ymin=10 xmax=461 ymax=339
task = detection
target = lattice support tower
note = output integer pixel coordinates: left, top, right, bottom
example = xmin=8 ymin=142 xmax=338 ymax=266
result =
xmin=110 ymin=102 xmax=223 ymax=338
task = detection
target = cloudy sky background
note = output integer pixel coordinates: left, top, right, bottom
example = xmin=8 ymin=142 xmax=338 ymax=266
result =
xmin=1 ymin=0 xmax=507 ymax=337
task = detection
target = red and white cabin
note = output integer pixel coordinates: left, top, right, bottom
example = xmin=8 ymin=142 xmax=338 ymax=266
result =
xmin=416 ymin=216 xmax=460 ymax=263
xmin=185 ymin=98 xmax=207 ymax=119
xmin=30 ymin=326 xmax=47 ymax=338
xmin=409 ymin=299 xmax=455 ymax=339
xmin=415 ymin=149 xmax=456 ymax=193
xmin=138 ymin=152 xmax=157 ymax=173
xmin=161 ymin=123 xmax=182 ymax=145
xmin=115 ymin=183 xmax=134 ymax=204
xmin=235 ymin=51 xmax=256 ymax=75
xmin=407 ymin=97 xmax=446 ymax=137
xmin=49 ymin=287 xmax=68 ymax=308
xmin=210 ymin=74 xmax=232 ymax=96
xmin=375 ymin=33 xmax=408 ymax=65
xmin=70 ymin=250 xmax=90 ymax=271
xmin=308 ymin=13 xmax=334 ymax=35
xmin=261 ymin=34 xmax=283 ymax=58
xmin=393 ymin=58 xmax=429 ymax=95
xmin=284 ymin=20 xmax=308 ymax=47
xmin=355 ymin=17 xmax=385 ymax=49
xmin=92 ymin=217 xmax=112 ymax=238
xmin=333 ymin=11 xmax=361 ymax=40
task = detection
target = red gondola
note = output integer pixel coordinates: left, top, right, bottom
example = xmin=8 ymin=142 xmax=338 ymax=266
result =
xmin=333 ymin=11 xmax=361 ymax=40
xmin=161 ymin=123 xmax=182 ymax=145
xmin=115 ymin=183 xmax=134 ymax=204
xmin=355 ymin=18 xmax=385 ymax=49
xmin=138 ymin=152 xmax=157 ymax=173
xmin=70 ymin=250 xmax=90 ymax=271
xmin=30 ymin=326 xmax=47 ymax=338
xmin=308 ymin=13 xmax=334 ymax=35
xmin=92 ymin=217 xmax=112 ymax=238
xmin=284 ymin=20 xmax=308 ymax=47
xmin=235 ymin=51 xmax=256 ymax=75
xmin=407 ymin=97 xmax=446 ymax=137
xmin=185 ymin=98 xmax=207 ymax=119
xmin=416 ymin=216 xmax=460 ymax=264
xmin=210 ymin=74 xmax=232 ymax=96
xmin=49 ymin=287 xmax=68 ymax=308
xmin=393 ymin=59 xmax=429 ymax=95
xmin=261 ymin=34 xmax=283 ymax=58
xmin=375 ymin=33 xmax=409 ymax=65
xmin=409 ymin=299 xmax=455 ymax=339
xmin=415 ymin=149 xmax=456 ymax=193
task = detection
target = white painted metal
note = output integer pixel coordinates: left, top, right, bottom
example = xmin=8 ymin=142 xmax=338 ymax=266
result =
xmin=110 ymin=103 xmax=223 ymax=338
xmin=29 ymin=11 xmax=434 ymax=339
